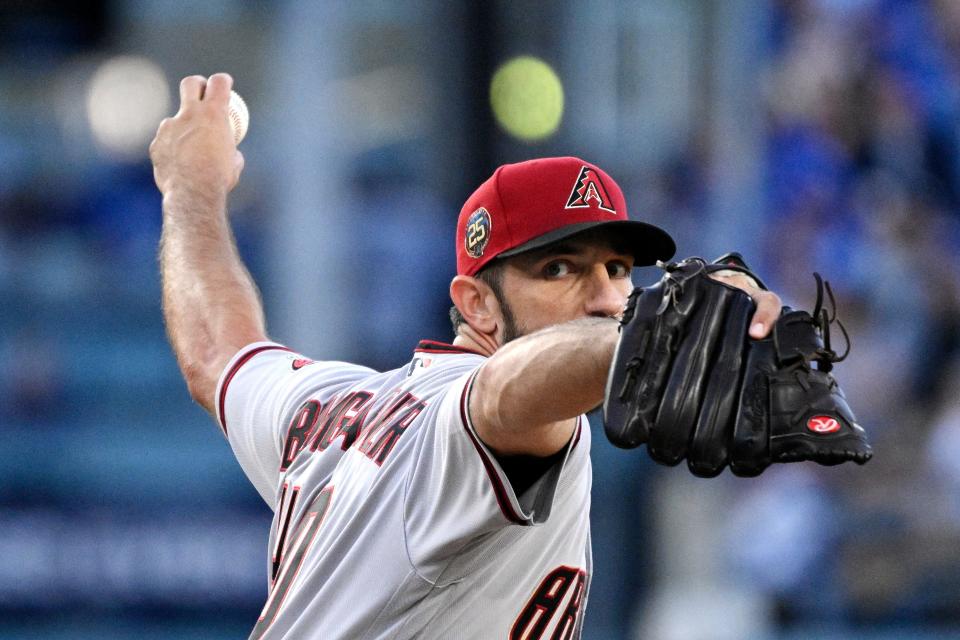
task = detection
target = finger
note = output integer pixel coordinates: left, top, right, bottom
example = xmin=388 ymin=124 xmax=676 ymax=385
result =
xmin=179 ymin=75 xmax=207 ymax=109
xmin=710 ymin=272 xmax=759 ymax=291
xmin=204 ymin=73 xmax=233 ymax=107
xmin=748 ymin=290 xmax=782 ymax=338
xmin=154 ymin=117 xmax=170 ymax=137
xmin=149 ymin=117 xmax=170 ymax=154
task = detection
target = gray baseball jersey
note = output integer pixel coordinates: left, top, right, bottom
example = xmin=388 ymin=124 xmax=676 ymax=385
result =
xmin=216 ymin=340 xmax=592 ymax=639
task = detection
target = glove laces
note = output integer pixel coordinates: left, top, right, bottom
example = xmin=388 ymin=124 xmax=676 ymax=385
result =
xmin=810 ymin=273 xmax=850 ymax=372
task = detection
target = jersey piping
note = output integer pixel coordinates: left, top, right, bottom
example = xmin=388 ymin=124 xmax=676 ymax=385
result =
xmin=414 ymin=340 xmax=486 ymax=356
xmin=458 ymin=369 xmax=528 ymax=525
xmin=217 ymin=343 xmax=291 ymax=436
xmin=458 ymin=368 xmax=585 ymax=527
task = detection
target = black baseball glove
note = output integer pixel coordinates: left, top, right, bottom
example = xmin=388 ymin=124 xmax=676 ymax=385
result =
xmin=602 ymin=254 xmax=872 ymax=477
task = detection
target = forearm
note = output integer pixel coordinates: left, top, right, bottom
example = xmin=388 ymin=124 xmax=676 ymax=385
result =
xmin=472 ymin=317 xmax=619 ymax=455
xmin=160 ymin=185 xmax=267 ymax=411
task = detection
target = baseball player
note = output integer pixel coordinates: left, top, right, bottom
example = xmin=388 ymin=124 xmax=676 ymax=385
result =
xmin=150 ymin=73 xmax=781 ymax=639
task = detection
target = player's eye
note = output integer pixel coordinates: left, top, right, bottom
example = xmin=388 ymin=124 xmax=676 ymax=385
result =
xmin=544 ymin=260 xmax=572 ymax=278
xmin=607 ymin=261 xmax=631 ymax=279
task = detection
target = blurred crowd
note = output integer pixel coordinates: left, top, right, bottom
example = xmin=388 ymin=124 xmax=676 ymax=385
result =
xmin=639 ymin=0 xmax=960 ymax=631
xmin=761 ymin=0 xmax=960 ymax=626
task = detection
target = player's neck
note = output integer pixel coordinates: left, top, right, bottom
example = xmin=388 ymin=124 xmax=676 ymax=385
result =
xmin=453 ymin=326 xmax=498 ymax=357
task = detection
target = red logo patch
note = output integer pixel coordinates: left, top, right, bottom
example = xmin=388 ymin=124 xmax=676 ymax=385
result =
xmin=807 ymin=415 xmax=841 ymax=434
xmin=565 ymin=166 xmax=616 ymax=213
xmin=292 ymin=358 xmax=315 ymax=370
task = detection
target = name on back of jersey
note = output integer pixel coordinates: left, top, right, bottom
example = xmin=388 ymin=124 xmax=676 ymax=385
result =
xmin=279 ymin=387 xmax=426 ymax=472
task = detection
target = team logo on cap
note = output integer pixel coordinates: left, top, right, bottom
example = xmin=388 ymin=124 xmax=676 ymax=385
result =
xmin=565 ymin=166 xmax=616 ymax=213
xmin=465 ymin=207 xmax=492 ymax=258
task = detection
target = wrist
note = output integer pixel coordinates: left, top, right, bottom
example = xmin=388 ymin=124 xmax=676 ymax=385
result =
xmin=161 ymin=182 xmax=229 ymax=213
xmin=549 ymin=316 xmax=620 ymax=373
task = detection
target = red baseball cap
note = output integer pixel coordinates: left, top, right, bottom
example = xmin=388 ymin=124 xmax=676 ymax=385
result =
xmin=456 ymin=156 xmax=675 ymax=276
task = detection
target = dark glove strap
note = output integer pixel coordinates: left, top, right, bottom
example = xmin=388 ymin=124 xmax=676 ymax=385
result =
xmin=686 ymin=291 xmax=754 ymax=477
xmin=649 ymin=278 xmax=742 ymax=465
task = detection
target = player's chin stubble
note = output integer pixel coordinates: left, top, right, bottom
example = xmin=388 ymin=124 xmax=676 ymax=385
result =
xmin=499 ymin=296 xmax=527 ymax=345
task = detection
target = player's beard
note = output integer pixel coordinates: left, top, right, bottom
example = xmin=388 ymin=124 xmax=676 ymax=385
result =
xmin=498 ymin=295 xmax=528 ymax=345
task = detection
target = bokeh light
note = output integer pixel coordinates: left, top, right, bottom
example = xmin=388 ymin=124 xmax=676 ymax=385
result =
xmin=86 ymin=55 xmax=170 ymax=158
xmin=490 ymin=56 xmax=564 ymax=142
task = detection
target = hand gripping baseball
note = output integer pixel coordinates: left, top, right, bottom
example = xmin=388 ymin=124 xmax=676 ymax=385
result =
xmin=150 ymin=73 xmax=245 ymax=197
xmin=602 ymin=256 xmax=872 ymax=477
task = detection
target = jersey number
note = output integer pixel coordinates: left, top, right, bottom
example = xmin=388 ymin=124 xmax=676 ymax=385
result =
xmin=249 ymin=484 xmax=334 ymax=640
xmin=511 ymin=566 xmax=587 ymax=640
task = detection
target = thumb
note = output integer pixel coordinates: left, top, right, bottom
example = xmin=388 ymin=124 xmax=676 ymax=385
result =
xmin=229 ymin=150 xmax=245 ymax=191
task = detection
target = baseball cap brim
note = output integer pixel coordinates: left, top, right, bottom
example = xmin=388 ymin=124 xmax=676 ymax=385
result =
xmin=497 ymin=220 xmax=676 ymax=266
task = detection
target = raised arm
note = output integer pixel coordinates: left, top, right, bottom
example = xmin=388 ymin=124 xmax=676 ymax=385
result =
xmin=150 ymin=73 xmax=267 ymax=413
xmin=466 ymin=274 xmax=780 ymax=459
xmin=470 ymin=317 xmax=620 ymax=457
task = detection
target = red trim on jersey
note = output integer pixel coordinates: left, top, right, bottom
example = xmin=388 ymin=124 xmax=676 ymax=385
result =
xmin=218 ymin=345 xmax=292 ymax=436
xmin=571 ymin=417 xmax=583 ymax=450
xmin=255 ymin=485 xmax=334 ymax=637
xmin=459 ymin=371 xmax=528 ymax=526
xmin=415 ymin=340 xmax=486 ymax=357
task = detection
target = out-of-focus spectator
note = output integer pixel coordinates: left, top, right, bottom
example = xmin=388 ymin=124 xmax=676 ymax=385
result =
xmin=721 ymin=0 xmax=960 ymax=629
xmin=0 ymin=327 xmax=65 ymax=424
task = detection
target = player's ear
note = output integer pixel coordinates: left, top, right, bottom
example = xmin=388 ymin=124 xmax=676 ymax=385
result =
xmin=450 ymin=275 xmax=500 ymax=336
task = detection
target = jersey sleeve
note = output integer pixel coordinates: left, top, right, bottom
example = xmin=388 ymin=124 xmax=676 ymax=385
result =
xmin=215 ymin=341 xmax=377 ymax=505
xmin=403 ymin=366 xmax=584 ymax=571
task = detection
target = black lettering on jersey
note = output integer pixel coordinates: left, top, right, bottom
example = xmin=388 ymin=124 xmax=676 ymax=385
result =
xmin=511 ymin=566 xmax=587 ymax=640
xmin=355 ymin=390 xmax=405 ymax=443
xmin=553 ymin=569 xmax=586 ymax=639
xmin=271 ymin=483 xmax=300 ymax=581
xmin=359 ymin=392 xmax=425 ymax=466
xmin=280 ymin=401 xmax=322 ymax=471
xmin=281 ymin=389 xmax=426 ymax=470
xmin=306 ymin=393 xmax=342 ymax=451
xmin=308 ymin=391 xmax=374 ymax=453
xmin=252 ymin=486 xmax=333 ymax=640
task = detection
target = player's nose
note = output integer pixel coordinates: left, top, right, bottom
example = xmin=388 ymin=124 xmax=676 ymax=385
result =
xmin=585 ymin=265 xmax=628 ymax=319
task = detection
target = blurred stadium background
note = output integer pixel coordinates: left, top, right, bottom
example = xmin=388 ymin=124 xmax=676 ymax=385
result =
xmin=2 ymin=0 xmax=960 ymax=638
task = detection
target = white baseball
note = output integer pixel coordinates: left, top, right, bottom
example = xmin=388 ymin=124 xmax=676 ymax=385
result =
xmin=228 ymin=89 xmax=249 ymax=144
